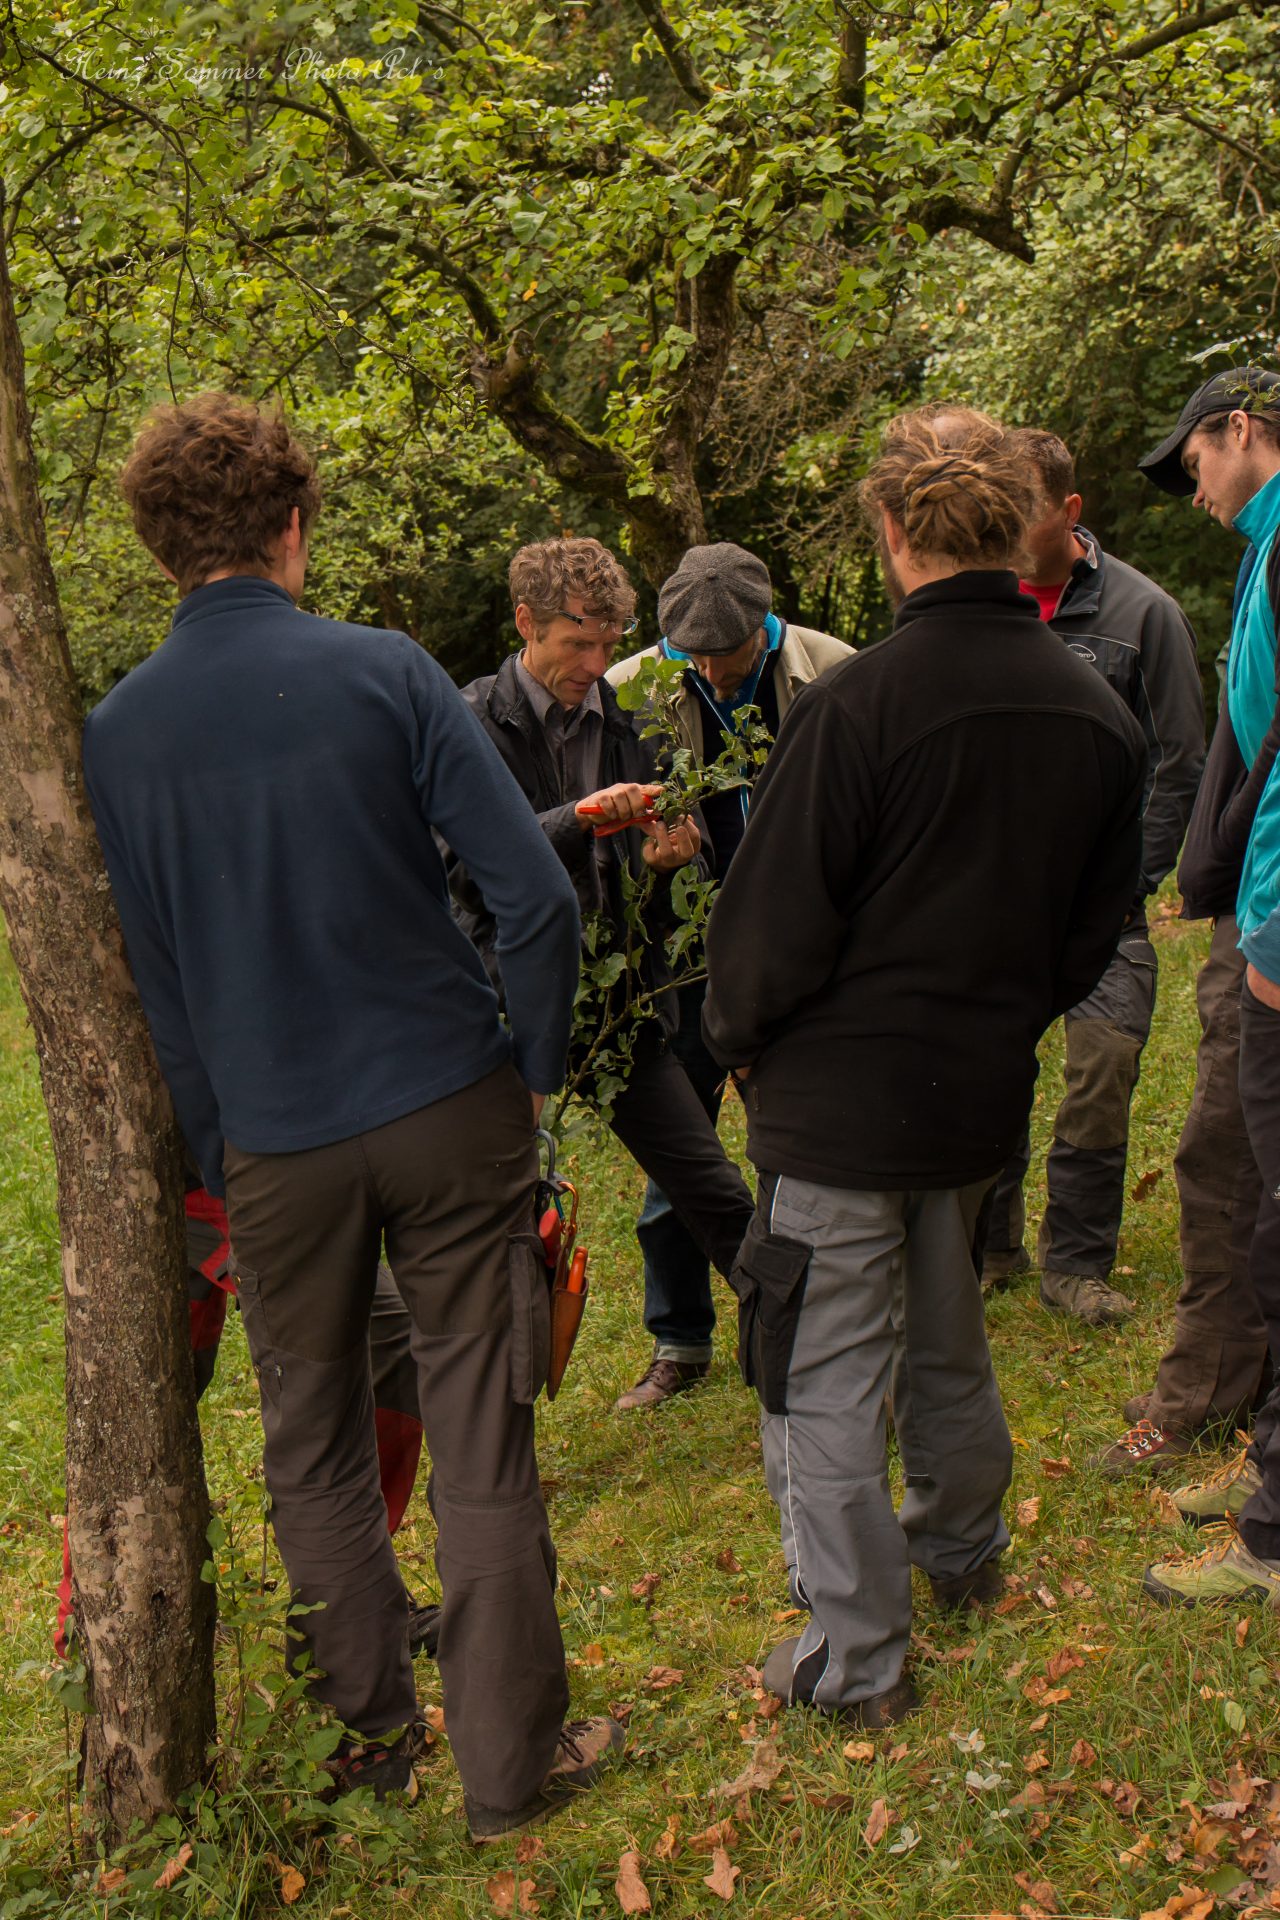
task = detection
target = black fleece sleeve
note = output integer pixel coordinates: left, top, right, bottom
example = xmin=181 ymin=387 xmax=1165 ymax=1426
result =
xmin=702 ymin=683 xmax=873 ymax=1065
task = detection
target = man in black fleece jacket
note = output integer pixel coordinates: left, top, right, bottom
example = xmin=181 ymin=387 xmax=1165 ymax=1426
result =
xmin=702 ymin=409 xmax=1146 ymax=1727
xmin=83 ymin=395 xmax=621 ymax=1836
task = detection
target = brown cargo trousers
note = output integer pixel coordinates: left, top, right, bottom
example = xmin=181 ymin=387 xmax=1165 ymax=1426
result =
xmin=1148 ymin=914 xmax=1269 ymax=1434
xmin=223 ymin=1060 xmax=568 ymax=1814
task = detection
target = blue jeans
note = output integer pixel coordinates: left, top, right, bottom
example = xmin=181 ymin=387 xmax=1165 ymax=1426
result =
xmin=637 ymin=982 xmax=727 ymax=1362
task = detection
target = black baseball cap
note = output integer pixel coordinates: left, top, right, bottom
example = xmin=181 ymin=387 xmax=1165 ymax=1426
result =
xmin=1138 ymin=365 xmax=1280 ymax=495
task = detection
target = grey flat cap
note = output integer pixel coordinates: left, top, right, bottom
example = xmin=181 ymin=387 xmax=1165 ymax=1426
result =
xmin=658 ymin=543 xmax=772 ymax=656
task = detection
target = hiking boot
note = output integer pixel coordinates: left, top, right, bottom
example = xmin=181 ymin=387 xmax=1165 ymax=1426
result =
xmin=762 ymin=1636 xmax=920 ymax=1728
xmin=613 ymin=1354 xmax=709 ymax=1412
xmin=1092 ymin=1419 xmax=1191 ymax=1478
xmin=1039 ymin=1270 xmax=1134 ymax=1327
xmin=322 ymin=1713 xmax=427 ymax=1804
xmin=981 ymin=1246 xmax=1031 ymax=1297
xmin=1171 ymin=1447 xmax=1263 ymax=1527
xmin=408 ymin=1599 xmax=441 ymax=1661
xmin=1143 ymin=1523 xmax=1280 ymax=1607
xmin=929 ymin=1556 xmax=1004 ymax=1611
xmin=1123 ymin=1390 xmax=1153 ymax=1423
xmin=466 ymin=1717 xmax=625 ymax=1841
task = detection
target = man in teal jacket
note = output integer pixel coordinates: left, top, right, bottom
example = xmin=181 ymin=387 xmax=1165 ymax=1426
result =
xmin=1136 ymin=368 xmax=1280 ymax=1604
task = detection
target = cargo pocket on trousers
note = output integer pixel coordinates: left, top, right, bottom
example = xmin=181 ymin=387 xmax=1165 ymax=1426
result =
xmin=508 ymin=1231 xmax=552 ymax=1404
xmin=231 ymin=1261 xmax=282 ymax=1405
xmin=729 ymin=1213 xmax=812 ymax=1417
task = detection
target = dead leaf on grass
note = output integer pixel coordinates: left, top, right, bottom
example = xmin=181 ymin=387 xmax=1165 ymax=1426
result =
xmin=515 ymin=1836 xmax=545 ymax=1866
xmin=1015 ymin=1497 xmax=1041 ymax=1529
xmin=1236 ymin=1615 xmax=1251 ymax=1648
xmin=703 ymin=1848 xmax=740 ymax=1900
xmin=713 ymin=1738 xmax=782 ymax=1800
xmin=716 ymin=1548 xmax=743 ymax=1574
xmin=1139 ymin=1887 xmax=1215 ymax=1920
xmin=615 ymin=1851 xmax=652 ymax=1914
xmin=1041 ymin=1687 xmax=1072 ymax=1706
xmin=654 ymin=1815 xmax=682 ymax=1861
xmin=1023 ymin=1750 xmax=1050 ymax=1774
xmin=994 ymin=1591 xmax=1028 ymax=1615
xmin=1040 ymin=1456 xmax=1072 ymax=1478
xmin=153 ymin=1844 xmax=194 ymax=1891
xmin=96 ymin=1869 xmax=128 ymax=1895
xmin=644 ymin=1665 xmax=683 ymax=1691
xmin=1120 ymin=1834 xmax=1156 ymax=1868
xmin=425 ymin=1704 xmax=446 ymax=1734
xmin=1149 ymin=1486 xmax=1182 ymax=1524
xmin=1045 ymin=1647 xmax=1084 ymax=1683
xmin=1026 ymin=1713 xmax=1048 ymax=1734
xmin=689 ymin=1817 xmax=738 ymax=1853
xmin=863 ymin=1797 xmax=891 ymax=1847
xmin=1014 ymin=1871 xmax=1059 ymax=1910
xmin=843 ymin=1740 xmax=875 ymax=1763
xmin=485 ymin=1870 xmax=540 ymax=1916
xmin=806 ymin=1791 xmax=855 ymax=1812
xmin=1131 ymin=1167 xmax=1164 ymax=1201
xmin=630 ymin=1573 xmax=661 ymax=1602
xmin=1070 ymin=1738 xmax=1098 ymax=1768
xmin=581 ymin=1643 xmax=606 ymax=1666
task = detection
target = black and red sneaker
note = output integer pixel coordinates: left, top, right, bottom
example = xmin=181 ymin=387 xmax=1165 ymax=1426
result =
xmin=322 ymin=1712 xmax=428 ymax=1804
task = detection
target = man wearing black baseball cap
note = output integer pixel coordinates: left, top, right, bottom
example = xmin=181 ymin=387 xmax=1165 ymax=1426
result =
xmin=608 ymin=544 xmax=851 ymax=1408
xmin=1130 ymin=366 xmax=1280 ymax=1605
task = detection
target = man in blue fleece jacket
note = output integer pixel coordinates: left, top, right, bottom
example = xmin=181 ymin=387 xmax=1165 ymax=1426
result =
xmin=1135 ymin=369 xmax=1280 ymax=1609
xmin=82 ymin=393 xmax=621 ymax=1835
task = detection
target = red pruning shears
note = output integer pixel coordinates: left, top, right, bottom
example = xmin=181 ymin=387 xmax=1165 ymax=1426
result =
xmin=576 ymin=801 xmax=659 ymax=839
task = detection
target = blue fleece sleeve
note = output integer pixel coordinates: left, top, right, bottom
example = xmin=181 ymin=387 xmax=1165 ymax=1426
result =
xmin=403 ymin=646 xmax=581 ymax=1092
xmin=82 ymin=728 xmax=227 ymax=1193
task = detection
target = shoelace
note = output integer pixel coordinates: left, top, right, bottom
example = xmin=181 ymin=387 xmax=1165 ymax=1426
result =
xmin=556 ymin=1720 xmax=596 ymax=1766
xmin=1162 ymin=1521 xmax=1238 ymax=1572
xmin=1119 ymin=1419 xmax=1168 ymax=1456
xmin=1196 ymin=1445 xmax=1252 ymax=1493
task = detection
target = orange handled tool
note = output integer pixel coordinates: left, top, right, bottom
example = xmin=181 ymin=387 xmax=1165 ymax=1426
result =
xmin=576 ymin=801 xmax=658 ymax=839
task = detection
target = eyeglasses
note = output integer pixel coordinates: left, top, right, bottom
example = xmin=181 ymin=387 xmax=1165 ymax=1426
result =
xmin=555 ymin=609 xmax=639 ymax=639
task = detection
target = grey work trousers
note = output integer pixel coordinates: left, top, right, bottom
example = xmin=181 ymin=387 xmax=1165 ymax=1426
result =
xmin=223 ymin=1061 xmax=568 ymax=1814
xmin=749 ymin=1173 xmax=1011 ymax=1708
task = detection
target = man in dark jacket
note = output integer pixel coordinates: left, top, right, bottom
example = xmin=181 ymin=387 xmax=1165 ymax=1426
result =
xmin=980 ymin=430 xmax=1204 ymax=1327
xmin=83 ymin=394 xmax=621 ymax=1838
xmin=450 ymin=538 xmax=755 ymax=1411
xmin=702 ymin=409 xmax=1146 ymax=1727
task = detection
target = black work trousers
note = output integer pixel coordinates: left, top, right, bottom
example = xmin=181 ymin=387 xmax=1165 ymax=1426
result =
xmin=1236 ymin=981 xmax=1280 ymax=1562
xmin=223 ymin=1061 xmax=567 ymax=1815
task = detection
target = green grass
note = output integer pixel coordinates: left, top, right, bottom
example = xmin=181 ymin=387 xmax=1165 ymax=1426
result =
xmin=1 ymin=901 xmax=1278 ymax=1918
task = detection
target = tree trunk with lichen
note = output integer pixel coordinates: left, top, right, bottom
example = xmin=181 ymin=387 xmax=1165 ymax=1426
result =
xmin=0 ymin=198 xmax=214 ymax=1841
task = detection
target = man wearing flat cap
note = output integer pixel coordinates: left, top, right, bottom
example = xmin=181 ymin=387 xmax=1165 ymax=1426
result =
xmin=608 ymin=543 xmax=850 ymax=1409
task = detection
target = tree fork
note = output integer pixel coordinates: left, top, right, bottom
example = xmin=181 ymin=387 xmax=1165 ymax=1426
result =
xmin=0 ymin=194 xmax=215 ymax=1840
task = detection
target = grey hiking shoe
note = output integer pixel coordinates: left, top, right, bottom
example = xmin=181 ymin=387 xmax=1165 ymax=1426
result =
xmin=1040 ymin=1270 xmax=1134 ymax=1327
xmin=1171 ymin=1448 xmax=1263 ymax=1527
xmin=762 ymin=1636 xmax=919 ymax=1728
xmin=466 ymin=1717 xmax=625 ymax=1841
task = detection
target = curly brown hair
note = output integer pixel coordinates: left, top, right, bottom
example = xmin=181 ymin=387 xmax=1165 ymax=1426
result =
xmin=508 ymin=537 xmax=636 ymax=630
xmin=861 ymin=410 xmax=1034 ymax=570
xmin=120 ymin=393 xmax=322 ymax=595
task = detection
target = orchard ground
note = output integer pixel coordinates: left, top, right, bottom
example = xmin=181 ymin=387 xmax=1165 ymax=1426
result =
xmin=1 ymin=897 xmax=1278 ymax=1920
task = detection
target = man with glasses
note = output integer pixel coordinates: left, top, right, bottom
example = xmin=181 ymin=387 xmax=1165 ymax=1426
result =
xmin=449 ymin=538 xmax=755 ymax=1410
xmin=608 ymin=544 xmax=851 ymax=1407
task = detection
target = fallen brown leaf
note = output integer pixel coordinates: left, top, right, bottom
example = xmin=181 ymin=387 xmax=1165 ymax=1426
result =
xmin=1120 ymin=1834 xmax=1156 ymax=1868
xmin=426 ymin=1704 xmax=446 ymax=1734
xmin=994 ymin=1592 xmax=1028 ymax=1615
xmin=1130 ymin=1167 xmax=1164 ymax=1201
xmin=1035 ymin=1584 xmax=1058 ymax=1611
xmin=153 ymin=1844 xmax=194 ymax=1891
xmin=806 ymin=1790 xmax=855 ymax=1812
xmin=714 ymin=1738 xmax=783 ymax=1800
xmin=689 ymin=1817 xmax=738 ymax=1853
xmin=1236 ymin=1615 xmax=1251 ymax=1648
xmin=279 ymin=1866 xmax=306 ymax=1908
xmin=1024 ymin=1750 xmax=1050 ymax=1774
xmin=485 ymin=1871 xmax=540 ymax=1917
xmin=843 ymin=1740 xmax=875 ymax=1763
xmin=1070 ymin=1738 xmax=1098 ymax=1768
xmin=716 ymin=1548 xmax=743 ymax=1574
xmin=644 ymin=1665 xmax=683 ymax=1691
xmin=1027 ymin=1713 xmax=1048 ymax=1733
xmin=515 ymin=1835 xmax=545 ymax=1866
xmin=615 ymin=1850 xmax=652 ymax=1914
xmin=772 ymin=1607 xmax=804 ymax=1623
xmin=1041 ymin=1687 xmax=1071 ymax=1706
xmin=1191 ymin=1818 xmax=1232 ymax=1859
xmin=0 ymin=1813 xmax=36 ymax=1839
xmin=1139 ymin=1887 xmax=1214 ymax=1920
xmin=581 ymin=1643 xmax=606 ymax=1666
xmin=863 ymin=1797 xmax=891 ymax=1847
xmin=1045 ymin=1647 xmax=1084 ymax=1683
xmin=1015 ymin=1496 xmax=1041 ymax=1529
xmin=1040 ymin=1456 xmax=1072 ymax=1478
xmin=630 ymin=1573 xmax=661 ymax=1602
xmin=96 ymin=1868 xmax=128 ymax=1895
xmin=703 ymin=1847 xmax=740 ymax=1900
xmin=1015 ymin=1872 xmax=1059 ymax=1910
xmin=654 ymin=1815 xmax=681 ymax=1861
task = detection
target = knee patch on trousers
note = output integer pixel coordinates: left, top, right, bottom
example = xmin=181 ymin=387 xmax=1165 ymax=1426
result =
xmin=1056 ymin=1019 xmax=1144 ymax=1151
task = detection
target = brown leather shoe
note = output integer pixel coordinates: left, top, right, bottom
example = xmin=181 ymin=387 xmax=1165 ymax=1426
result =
xmin=1123 ymin=1390 xmax=1153 ymax=1423
xmin=613 ymin=1354 xmax=709 ymax=1411
xmin=929 ymin=1555 xmax=1004 ymax=1611
xmin=763 ymin=1636 xmax=919 ymax=1727
xmin=466 ymin=1716 xmax=625 ymax=1840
